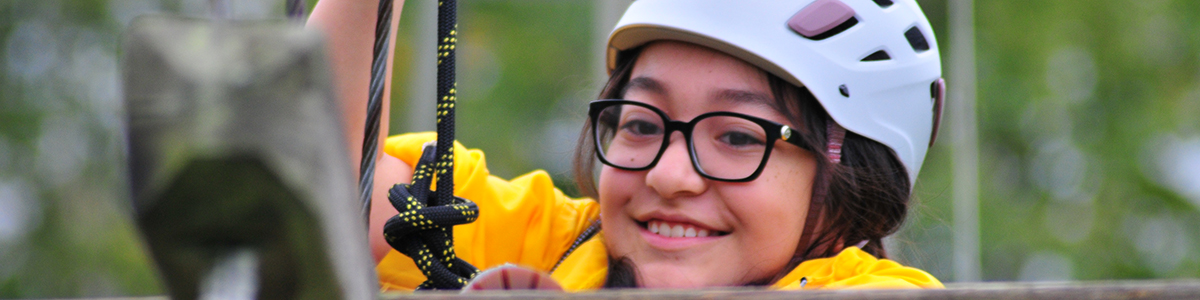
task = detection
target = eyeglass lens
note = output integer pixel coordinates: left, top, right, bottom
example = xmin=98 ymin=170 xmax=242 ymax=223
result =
xmin=595 ymin=103 xmax=771 ymax=180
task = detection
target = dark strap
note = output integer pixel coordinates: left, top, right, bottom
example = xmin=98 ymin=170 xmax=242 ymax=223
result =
xmin=797 ymin=121 xmax=845 ymax=257
xmin=550 ymin=219 xmax=602 ymax=274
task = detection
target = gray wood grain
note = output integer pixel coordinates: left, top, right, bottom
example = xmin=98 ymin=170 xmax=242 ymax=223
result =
xmin=122 ymin=15 xmax=375 ymax=300
xmin=380 ymin=279 xmax=1200 ymax=300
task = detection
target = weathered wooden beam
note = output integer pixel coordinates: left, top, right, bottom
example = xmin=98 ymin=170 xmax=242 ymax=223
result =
xmin=378 ymin=280 xmax=1200 ymax=300
xmin=53 ymin=279 xmax=1200 ymax=299
xmin=122 ymin=15 xmax=375 ymax=300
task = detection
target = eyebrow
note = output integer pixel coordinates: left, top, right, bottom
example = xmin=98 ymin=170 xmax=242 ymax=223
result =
xmin=713 ymin=88 xmax=775 ymax=108
xmin=622 ymin=76 xmax=667 ymax=97
xmin=624 ymin=76 xmax=775 ymax=109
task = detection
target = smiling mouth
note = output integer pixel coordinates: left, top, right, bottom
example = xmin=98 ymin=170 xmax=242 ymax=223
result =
xmin=640 ymin=220 xmax=729 ymax=238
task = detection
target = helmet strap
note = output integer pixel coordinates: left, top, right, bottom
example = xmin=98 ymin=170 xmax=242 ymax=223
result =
xmin=797 ymin=120 xmax=846 ymax=258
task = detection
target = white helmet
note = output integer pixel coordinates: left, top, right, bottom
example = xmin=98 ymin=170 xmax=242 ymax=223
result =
xmin=607 ymin=0 xmax=945 ymax=185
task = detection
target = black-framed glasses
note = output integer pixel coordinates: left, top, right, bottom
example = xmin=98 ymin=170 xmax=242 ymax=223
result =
xmin=589 ymin=99 xmax=814 ymax=182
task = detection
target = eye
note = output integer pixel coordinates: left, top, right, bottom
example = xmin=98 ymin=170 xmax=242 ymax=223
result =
xmin=718 ymin=130 xmax=766 ymax=147
xmin=598 ymin=110 xmax=619 ymax=128
xmin=619 ymin=119 xmax=662 ymax=136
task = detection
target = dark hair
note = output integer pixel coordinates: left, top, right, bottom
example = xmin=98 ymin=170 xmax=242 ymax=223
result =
xmin=574 ymin=44 xmax=911 ymax=287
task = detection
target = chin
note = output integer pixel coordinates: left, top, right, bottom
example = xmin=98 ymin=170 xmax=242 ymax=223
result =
xmin=632 ymin=262 xmax=726 ymax=289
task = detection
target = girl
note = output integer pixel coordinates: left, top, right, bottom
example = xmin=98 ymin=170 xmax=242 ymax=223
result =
xmin=310 ymin=0 xmax=945 ymax=290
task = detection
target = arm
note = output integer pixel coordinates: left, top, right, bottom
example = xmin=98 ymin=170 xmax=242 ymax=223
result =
xmin=368 ymin=154 xmax=411 ymax=262
xmin=307 ymin=0 xmax=409 ymax=263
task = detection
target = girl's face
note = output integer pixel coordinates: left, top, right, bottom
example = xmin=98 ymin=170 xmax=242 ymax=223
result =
xmin=598 ymin=41 xmax=818 ymax=288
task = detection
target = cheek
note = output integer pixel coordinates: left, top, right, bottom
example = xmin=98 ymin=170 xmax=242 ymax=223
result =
xmin=597 ymin=166 xmax=643 ymax=227
xmin=597 ymin=166 xmax=643 ymax=255
xmin=730 ymin=177 xmax=809 ymax=236
xmin=597 ymin=166 xmax=638 ymax=207
xmin=756 ymin=149 xmax=817 ymax=206
xmin=727 ymin=151 xmax=817 ymax=254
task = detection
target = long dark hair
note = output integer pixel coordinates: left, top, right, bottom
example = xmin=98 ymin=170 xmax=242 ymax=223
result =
xmin=574 ymin=44 xmax=911 ymax=288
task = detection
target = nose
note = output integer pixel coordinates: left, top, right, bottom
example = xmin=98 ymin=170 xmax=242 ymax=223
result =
xmin=644 ymin=132 xmax=707 ymax=198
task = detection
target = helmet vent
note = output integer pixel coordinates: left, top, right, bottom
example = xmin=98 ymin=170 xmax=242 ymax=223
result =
xmin=788 ymin=0 xmax=858 ymax=40
xmin=807 ymin=17 xmax=858 ymax=40
xmin=905 ymin=26 xmax=930 ymax=52
xmin=861 ymin=50 xmax=891 ymax=61
xmin=872 ymin=0 xmax=894 ymax=8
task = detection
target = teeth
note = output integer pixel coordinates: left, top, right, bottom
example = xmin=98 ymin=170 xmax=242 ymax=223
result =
xmin=646 ymin=220 xmax=719 ymax=238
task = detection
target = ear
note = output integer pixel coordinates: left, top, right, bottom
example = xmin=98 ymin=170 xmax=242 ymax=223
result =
xmin=928 ymin=78 xmax=946 ymax=147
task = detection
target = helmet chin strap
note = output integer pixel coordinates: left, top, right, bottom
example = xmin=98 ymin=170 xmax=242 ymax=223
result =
xmin=797 ymin=120 xmax=845 ymax=258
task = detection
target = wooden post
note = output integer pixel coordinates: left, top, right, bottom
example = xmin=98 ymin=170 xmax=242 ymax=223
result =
xmin=122 ymin=15 xmax=375 ymax=300
xmin=949 ymin=0 xmax=981 ymax=283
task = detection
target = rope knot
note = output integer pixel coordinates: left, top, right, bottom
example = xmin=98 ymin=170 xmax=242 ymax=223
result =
xmin=383 ymin=143 xmax=480 ymax=290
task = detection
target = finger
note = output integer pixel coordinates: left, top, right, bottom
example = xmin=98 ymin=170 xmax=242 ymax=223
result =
xmin=462 ymin=265 xmax=562 ymax=292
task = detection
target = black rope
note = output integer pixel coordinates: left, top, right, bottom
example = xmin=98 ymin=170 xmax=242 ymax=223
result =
xmin=383 ymin=144 xmax=480 ymax=290
xmin=359 ymin=0 xmax=395 ymax=229
xmin=434 ymin=0 xmax=457 ymax=207
xmin=380 ymin=0 xmax=479 ymax=290
xmin=289 ymin=0 xmax=479 ymax=289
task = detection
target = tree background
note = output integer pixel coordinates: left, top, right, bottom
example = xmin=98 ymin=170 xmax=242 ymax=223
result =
xmin=1 ymin=0 xmax=1198 ymax=297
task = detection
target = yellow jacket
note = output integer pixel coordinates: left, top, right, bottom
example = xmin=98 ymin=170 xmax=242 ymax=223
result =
xmin=376 ymin=132 xmax=943 ymax=291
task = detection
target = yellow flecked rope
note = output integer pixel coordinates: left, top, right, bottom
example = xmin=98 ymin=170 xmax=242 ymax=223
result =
xmin=383 ymin=144 xmax=480 ymax=290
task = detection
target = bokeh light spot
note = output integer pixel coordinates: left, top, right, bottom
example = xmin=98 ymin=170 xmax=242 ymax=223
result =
xmin=1150 ymin=135 xmax=1200 ymax=208
xmin=1018 ymin=251 xmax=1074 ymax=281
xmin=1045 ymin=47 xmax=1096 ymax=105
xmin=5 ymin=21 xmax=58 ymax=84
xmin=34 ymin=115 xmax=90 ymax=187
xmin=1042 ymin=201 xmax=1095 ymax=245
xmin=1030 ymin=139 xmax=1094 ymax=202
xmin=0 ymin=178 xmax=39 ymax=244
xmin=1125 ymin=213 xmax=1191 ymax=276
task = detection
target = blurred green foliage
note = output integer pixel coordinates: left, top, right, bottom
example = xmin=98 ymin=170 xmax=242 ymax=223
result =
xmin=0 ymin=0 xmax=162 ymax=297
xmin=897 ymin=0 xmax=1200 ymax=282
xmin=970 ymin=0 xmax=1200 ymax=281
xmin=1 ymin=0 xmax=1198 ymax=298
